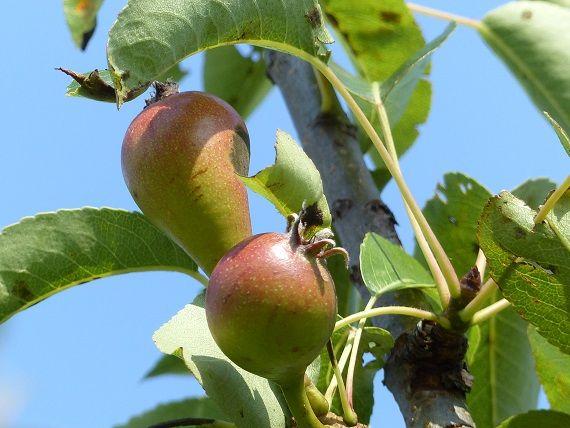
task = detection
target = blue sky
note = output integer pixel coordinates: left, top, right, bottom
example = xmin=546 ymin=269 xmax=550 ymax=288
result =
xmin=0 ymin=1 xmax=564 ymax=427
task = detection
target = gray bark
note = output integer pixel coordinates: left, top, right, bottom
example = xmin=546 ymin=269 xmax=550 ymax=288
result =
xmin=266 ymin=51 xmax=474 ymax=428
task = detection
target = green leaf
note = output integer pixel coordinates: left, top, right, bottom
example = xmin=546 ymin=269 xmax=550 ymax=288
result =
xmin=107 ymin=0 xmax=333 ymax=105
xmin=528 ymin=325 xmax=570 ymax=412
xmin=323 ymin=0 xmax=425 ymax=82
xmin=353 ymin=23 xmax=454 ymax=190
xmin=361 ymin=232 xmax=434 ymax=296
xmin=326 ymin=252 xmax=353 ymax=317
xmin=415 ymin=173 xmax=492 ymax=277
xmin=496 ymin=410 xmax=570 ymax=428
xmin=544 ymin=111 xmax=570 ymax=156
xmin=240 ymin=130 xmax=331 ymax=230
xmin=0 ymin=208 xmax=199 ymax=324
xmin=153 ymin=299 xmax=290 ymax=428
xmin=324 ymin=0 xmax=431 ymax=141
xmin=477 ymin=191 xmax=570 ymax=354
xmin=114 ymin=397 xmax=228 ymax=428
xmin=480 ymin=1 xmax=570 ymax=132
xmin=467 ymin=298 xmax=539 ymax=428
xmin=512 ymin=178 xmax=557 ymax=210
xmin=63 ymin=0 xmax=103 ymax=50
xmin=144 ymin=353 xmax=190 ymax=379
xmin=204 ymin=46 xmax=272 ymax=118
xmin=323 ymin=3 xmax=456 ymax=190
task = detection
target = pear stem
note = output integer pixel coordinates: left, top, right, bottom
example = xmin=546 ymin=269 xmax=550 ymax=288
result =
xmin=279 ymin=375 xmax=325 ymax=428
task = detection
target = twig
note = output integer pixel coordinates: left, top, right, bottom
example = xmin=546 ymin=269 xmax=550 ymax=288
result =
xmin=407 ymin=3 xmax=481 ymax=29
xmin=335 ymin=306 xmax=450 ymax=331
xmin=470 ymin=298 xmax=511 ymax=325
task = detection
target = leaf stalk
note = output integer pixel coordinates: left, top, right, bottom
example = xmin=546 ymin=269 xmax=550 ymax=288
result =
xmin=407 ymin=2 xmax=481 ymax=29
xmin=470 ymin=298 xmax=511 ymax=325
xmin=534 ymin=175 xmax=570 ymax=224
xmin=459 ymin=278 xmax=498 ymax=321
xmin=334 ymin=306 xmax=450 ymax=331
xmin=313 ymin=62 xmax=461 ymax=299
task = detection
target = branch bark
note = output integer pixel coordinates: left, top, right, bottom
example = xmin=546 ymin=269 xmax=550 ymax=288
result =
xmin=266 ymin=52 xmax=474 ymax=428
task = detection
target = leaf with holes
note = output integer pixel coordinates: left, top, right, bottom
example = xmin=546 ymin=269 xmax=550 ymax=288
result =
xmin=0 ymin=208 xmax=200 ymax=325
xmin=63 ymin=0 xmax=103 ymax=50
xmin=480 ymin=1 xmax=570 ymax=132
xmin=496 ymin=410 xmax=570 ymax=428
xmin=528 ymin=326 xmax=570 ymax=412
xmin=478 ymin=190 xmax=570 ymax=354
xmin=361 ymin=232 xmax=434 ymax=297
xmin=204 ymin=46 xmax=272 ymax=118
xmin=153 ymin=297 xmax=290 ymax=428
xmin=114 ymin=397 xmax=228 ymax=428
xmin=107 ymin=0 xmax=333 ymax=105
xmin=512 ymin=178 xmax=557 ymax=210
xmin=467 ymin=292 xmax=539 ymax=428
xmin=415 ymin=173 xmax=492 ymax=277
xmin=240 ymin=130 xmax=331 ymax=232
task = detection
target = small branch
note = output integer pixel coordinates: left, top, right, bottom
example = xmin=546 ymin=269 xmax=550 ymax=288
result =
xmin=335 ymin=306 xmax=450 ymax=331
xmin=534 ymin=175 xmax=570 ymax=224
xmin=470 ymin=298 xmax=511 ymax=325
xmin=327 ymin=341 xmax=358 ymax=426
xmin=407 ymin=2 xmax=481 ymax=29
xmin=459 ymin=278 xmax=497 ymax=321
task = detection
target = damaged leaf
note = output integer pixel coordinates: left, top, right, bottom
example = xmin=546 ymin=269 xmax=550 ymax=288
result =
xmin=240 ymin=130 xmax=331 ymax=232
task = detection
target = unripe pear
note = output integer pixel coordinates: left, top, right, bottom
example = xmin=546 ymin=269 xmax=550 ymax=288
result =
xmin=122 ymin=91 xmax=252 ymax=274
xmin=205 ymin=225 xmax=338 ymax=383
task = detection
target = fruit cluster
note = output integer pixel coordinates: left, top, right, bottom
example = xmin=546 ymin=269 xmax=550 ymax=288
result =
xmin=122 ymin=89 xmax=344 ymax=427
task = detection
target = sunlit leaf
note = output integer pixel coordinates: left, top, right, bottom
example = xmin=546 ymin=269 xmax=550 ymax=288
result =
xmin=361 ymin=232 xmax=434 ymax=296
xmin=478 ymin=190 xmax=570 ymax=354
xmin=107 ymin=0 xmax=333 ymax=105
xmin=0 ymin=208 xmax=199 ymax=324
xmin=480 ymin=1 xmax=570 ymax=132
xmin=240 ymin=130 xmax=331 ymax=231
xmin=153 ymin=297 xmax=290 ymax=428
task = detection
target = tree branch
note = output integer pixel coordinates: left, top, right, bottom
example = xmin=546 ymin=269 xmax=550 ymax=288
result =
xmin=266 ymin=52 xmax=474 ymax=428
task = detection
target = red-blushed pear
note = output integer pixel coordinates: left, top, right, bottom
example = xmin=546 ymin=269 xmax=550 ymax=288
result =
xmin=122 ymin=90 xmax=252 ymax=275
xmin=206 ymin=216 xmax=347 ymax=428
